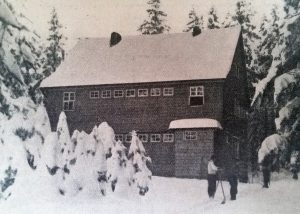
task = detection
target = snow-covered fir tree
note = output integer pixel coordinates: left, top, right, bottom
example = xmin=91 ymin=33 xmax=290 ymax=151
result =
xmin=127 ymin=131 xmax=151 ymax=196
xmin=207 ymin=6 xmax=220 ymax=29
xmin=107 ymin=140 xmax=128 ymax=192
xmin=0 ymin=0 xmax=52 ymax=200
xmin=256 ymin=0 xmax=300 ymax=176
xmin=183 ymin=8 xmax=204 ymax=32
xmin=42 ymin=8 xmax=65 ymax=78
xmin=232 ymin=1 xmax=260 ymax=70
xmin=222 ymin=12 xmax=236 ymax=28
xmin=138 ymin=0 xmax=170 ymax=35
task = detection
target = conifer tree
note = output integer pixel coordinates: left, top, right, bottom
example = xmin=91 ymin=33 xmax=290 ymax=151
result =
xmin=128 ymin=131 xmax=151 ymax=196
xmin=138 ymin=0 xmax=170 ymax=34
xmin=207 ymin=7 xmax=220 ymax=29
xmin=184 ymin=8 xmax=204 ymax=32
xmin=222 ymin=12 xmax=236 ymax=28
xmin=43 ymin=8 xmax=65 ymax=78
xmin=232 ymin=1 xmax=260 ymax=69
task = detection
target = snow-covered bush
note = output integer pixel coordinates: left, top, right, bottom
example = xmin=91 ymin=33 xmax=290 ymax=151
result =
xmin=128 ymin=131 xmax=152 ymax=196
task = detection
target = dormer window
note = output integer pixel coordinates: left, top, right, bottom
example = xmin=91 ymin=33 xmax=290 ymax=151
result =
xmin=189 ymin=86 xmax=204 ymax=106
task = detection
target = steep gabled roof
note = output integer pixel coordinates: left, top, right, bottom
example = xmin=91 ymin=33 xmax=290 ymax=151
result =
xmin=41 ymin=26 xmax=241 ymax=88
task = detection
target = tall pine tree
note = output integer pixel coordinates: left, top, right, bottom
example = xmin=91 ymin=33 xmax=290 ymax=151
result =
xmin=183 ymin=8 xmax=204 ymax=32
xmin=43 ymin=8 xmax=65 ymax=78
xmin=138 ymin=0 xmax=170 ymax=35
xmin=207 ymin=7 xmax=220 ymax=29
xmin=232 ymin=1 xmax=260 ymax=69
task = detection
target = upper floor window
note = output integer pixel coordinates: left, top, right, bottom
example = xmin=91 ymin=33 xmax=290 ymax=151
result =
xmin=138 ymin=89 xmax=148 ymax=97
xmin=184 ymin=131 xmax=197 ymax=140
xmin=115 ymin=134 xmax=123 ymax=142
xmin=189 ymin=86 xmax=204 ymax=106
xmin=163 ymin=87 xmax=174 ymax=96
xmin=90 ymin=91 xmax=99 ymax=99
xmin=126 ymin=89 xmax=135 ymax=97
xmin=102 ymin=90 xmax=111 ymax=98
xmin=138 ymin=134 xmax=148 ymax=143
xmin=63 ymin=92 xmax=75 ymax=111
xmin=114 ymin=90 xmax=124 ymax=98
xmin=150 ymin=134 xmax=161 ymax=142
xmin=163 ymin=133 xmax=174 ymax=143
xmin=151 ymin=88 xmax=161 ymax=96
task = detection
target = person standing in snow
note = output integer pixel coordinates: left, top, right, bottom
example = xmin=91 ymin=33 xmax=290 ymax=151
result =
xmin=227 ymin=159 xmax=239 ymax=200
xmin=207 ymin=155 xmax=218 ymax=198
xmin=261 ymin=151 xmax=275 ymax=188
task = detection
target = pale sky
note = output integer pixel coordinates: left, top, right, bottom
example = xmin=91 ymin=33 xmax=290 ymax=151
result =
xmin=20 ymin=0 xmax=284 ymax=49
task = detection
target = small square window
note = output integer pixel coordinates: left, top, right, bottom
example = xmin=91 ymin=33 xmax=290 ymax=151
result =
xmin=126 ymin=89 xmax=135 ymax=97
xmin=138 ymin=89 xmax=148 ymax=97
xmin=150 ymin=134 xmax=161 ymax=142
xmin=163 ymin=133 xmax=174 ymax=143
xmin=184 ymin=131 xmax=197 ymax=140
xmin=115 ymin=134 xmax=123 ymax=142
xmin=114 ymin=90 xmax=124 ymax=98
xmin=163 ymin=88 xmax=174 ymax=96
xmin=150 ymin=88 xmax=161 ymax=96
xmin=138 ymin=134 xmax=148 ymax=143
xmin=102 ymin=90 xmax=111 ymax=98
xmin=90 ymin=91 xmax=99 ymax=99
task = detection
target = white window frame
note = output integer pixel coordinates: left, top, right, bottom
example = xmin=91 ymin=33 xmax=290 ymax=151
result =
xmin=138 ymin=89 xmax=148 ymax=97
xmin=90 ymin=90 xmax=99 ymax=99
xmin=114 ymin=90 xmax=124 ymax=98
xmin=115 ymin=134 xmax=123 ymax=142
xmin=126 ymin=89 xmax=135 ymax=97
xmin=150 ymin=134 xmax=161 ymax=142
xmin=150 ymin=88 xmax=161 ymax=96
xmin=63 ymin=92 xmax=75 ymax=111
xmin=125 ymin=134 xmax=132 ymax=143
xmin=163 ymin=133 xmax=174 ymax=143
xmin=184 ymin=131 xmax=197 ymax=140
xmin=189 ymin=86 xmax=204 ymax=106
xmin=102 ymin=90 xmax=111 ymax=98
xmin=163 ymin=87 xmax=174 ymax=96
xmin=138 ymin=134 xmax=148 ymax=143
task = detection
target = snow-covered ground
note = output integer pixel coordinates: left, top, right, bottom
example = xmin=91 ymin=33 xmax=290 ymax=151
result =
xmin=1 ymin=172 xmax=299 ymax=214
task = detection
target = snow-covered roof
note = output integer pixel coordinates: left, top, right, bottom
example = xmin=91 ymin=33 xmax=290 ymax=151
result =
xmin=41 ymin=26 xmax=241 ymax=88
xmin=168 ymin=119 xmax=222 ymax=129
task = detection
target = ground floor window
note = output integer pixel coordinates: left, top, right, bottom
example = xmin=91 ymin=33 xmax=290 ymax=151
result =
xmin=184 ymin=131 xmax=197 ymax=140
xmin=125 ymin=134 xmax=132 ymax=143
xmin=115 ymin=134 xmax=123 ymax=142
xmin=138 ymin=134 xmax=148 ymax=143
xmin=163 ymin=133 xmax=174 ymax=142
xmin=150 ymin=134 xmax=161 ymax=142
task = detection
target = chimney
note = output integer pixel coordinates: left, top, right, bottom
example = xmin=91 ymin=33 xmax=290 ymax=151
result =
xmin=192 ymin=26 xmax=201 ymax=37
xmin=110 ymin=32 xmax=122 ymax=47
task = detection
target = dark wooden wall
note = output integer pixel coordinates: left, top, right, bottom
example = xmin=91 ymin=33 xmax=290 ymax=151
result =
xmin=42 ymin=79 xmax=225 ymax=134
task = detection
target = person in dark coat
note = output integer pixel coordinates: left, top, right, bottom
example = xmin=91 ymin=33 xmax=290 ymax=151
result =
xmin=227 ymin=160 xmax=239 ymax=200
xmin=261 ymin=151 xmax=275 ymax=188
xmin=207 ymin=155 xmax=218 ymax=198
